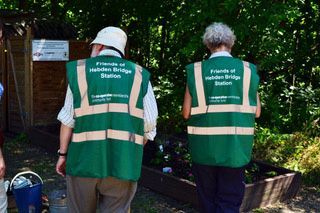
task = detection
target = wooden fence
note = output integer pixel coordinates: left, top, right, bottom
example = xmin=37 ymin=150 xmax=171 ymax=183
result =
xmin=0 ymin=29 xmax=90 ymax=134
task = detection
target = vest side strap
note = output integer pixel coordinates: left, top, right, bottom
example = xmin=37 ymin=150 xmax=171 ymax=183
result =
xmin=242 ymin=61 xmax=251 ymax=106
xmin=77 ymin=59 xmax=89 ymax=107
xmin=72 ymin=129 xmax=144 ymax=145
xmin=194 ymin=62 xmax=206 ymax=107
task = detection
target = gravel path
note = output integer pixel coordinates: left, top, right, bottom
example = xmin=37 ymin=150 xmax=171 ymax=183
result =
xmin=3 ymin=135 xmax=320 ymax=212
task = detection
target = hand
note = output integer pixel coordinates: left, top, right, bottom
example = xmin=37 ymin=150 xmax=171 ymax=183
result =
xmin=143 ymin=139 xmax=148 ymax=146
xmin=56 ymin=156 xmax=67 ymax=178
xmin=0 ymin=157 xmax=5 ymax=179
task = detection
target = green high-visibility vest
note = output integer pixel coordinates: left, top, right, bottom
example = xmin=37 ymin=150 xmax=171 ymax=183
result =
xmin=66 ymin=56 xmax=150 ymax=181
xmin=186 ymin=57 xmax=259 ymax=168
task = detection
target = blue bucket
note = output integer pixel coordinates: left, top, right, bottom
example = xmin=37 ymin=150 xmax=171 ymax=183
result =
xmin=10 ymin=171 xmax=43 ymax=213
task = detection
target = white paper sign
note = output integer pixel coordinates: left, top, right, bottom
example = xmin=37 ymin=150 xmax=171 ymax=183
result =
xmin=32 ymin=40 xmax=69 ymax=61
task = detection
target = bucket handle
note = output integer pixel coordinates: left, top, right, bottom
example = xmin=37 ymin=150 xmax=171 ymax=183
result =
xmin=10 ymin=171 xmax=43 ymax=190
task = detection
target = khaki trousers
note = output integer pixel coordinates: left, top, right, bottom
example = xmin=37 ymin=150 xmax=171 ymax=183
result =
xmin=66 ymin=175 xmax=137 ymax=213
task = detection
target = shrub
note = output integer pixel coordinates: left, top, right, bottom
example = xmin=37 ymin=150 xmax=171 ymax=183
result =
xmin=253 ymin=117 xmax=320 ymax=185
xmin=285 ymin=137 xmax=320 ymax=185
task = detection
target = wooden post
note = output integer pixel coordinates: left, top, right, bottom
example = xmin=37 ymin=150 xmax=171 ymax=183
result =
xmin=7 ymin=39 xmax=26 ymax=132
xmin=0 ymin=38 xmax=7 ymax=131
xmin=25 ymin=27 xmax=32 ymax=129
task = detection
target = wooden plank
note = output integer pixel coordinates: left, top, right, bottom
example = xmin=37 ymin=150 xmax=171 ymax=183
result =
xmin=28 ymin=40 xmax=89 ymax=125
xmin=138 ymin=159 xmax=302 ymax=212
xmin=6 ymin=37 xmax=27 ymax=133
xmin=30 ymin=47 xmax=34 ymax=126
xmin=33 ymin=80 xmax=66 ymax=87
xmin=8 ymin=95 xmax=26 ymax=103
xmin=33 ymin=111 xmax=60 ymax=118
xmin=241 ymin=188 xmax=301 ymax=211
xmin=0 ymin=40 xmax=6 ymax=129
xmin=7 ymin=86 xmax=25 ymax=94
xmin=32 ymin=93 xmax=64 ymax=99
xmin=244 ymin=173 xmax=297 ymax=194
xmin=29 ymin=40 xmax=90 ymax=125
xmin=25 ymin=27 xmax=32 ymax=129
xmin=33 ymin=116 xmax=59 ymax=125
xmin=31 ymin=59 xmax=66 ymax=125
xmin=33 ymin=104 xmax=62 ymax=110
xmin=241 ymin=175 xmax=301 ymax=211
xmin=139 ymin=166 xmax=199 ymax=209
xmin=33 ymin=74 xmax=65 ymax=79
xmin=8 ymin=71 xmax=25 ymax=81
xmin=5 ymin=37 xmax=23 ymax=133
xmin=69 ymin=41 xmax=91 ymax=61
xmin=33 ymin=84 xmax=65 ymax=90
xmin=33 ymin=110 xmax=61 ymax=116
xmin=33 ymin=72 xmax=66 ymax=78
xmin=32 ymin=63 xmax=65 ymax=70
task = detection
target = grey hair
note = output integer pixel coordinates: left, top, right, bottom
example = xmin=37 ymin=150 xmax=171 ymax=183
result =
xmin=202 ymin=22 xmax=236 ymax=50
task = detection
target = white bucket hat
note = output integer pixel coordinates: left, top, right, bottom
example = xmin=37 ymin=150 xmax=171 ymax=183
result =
xmin=90 ymin=26 xmax=127 ymax=56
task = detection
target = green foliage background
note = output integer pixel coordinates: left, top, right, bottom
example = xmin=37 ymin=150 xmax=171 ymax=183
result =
xmin=1 ymin=0 xmax=320 ymax=184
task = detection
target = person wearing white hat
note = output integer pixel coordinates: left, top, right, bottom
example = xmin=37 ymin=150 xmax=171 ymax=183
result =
xmin=90 ymin=26 xmax=127 ymax=57
xmin=56 ymin=26 xmax=158 ymax=212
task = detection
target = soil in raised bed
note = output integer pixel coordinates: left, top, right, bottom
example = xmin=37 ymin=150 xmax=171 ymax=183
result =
xmin=142 ymin=135 xmax=281 ymax=183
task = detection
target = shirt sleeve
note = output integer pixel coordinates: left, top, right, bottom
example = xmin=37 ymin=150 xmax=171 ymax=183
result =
xmin=143 ymin=82 xmax=158 ymax=141
xmin=57 ymin=85 xmax=75 ymax=128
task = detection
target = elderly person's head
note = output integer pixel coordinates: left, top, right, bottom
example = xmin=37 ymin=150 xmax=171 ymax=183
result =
xmin=90 ymin=26 xmax=127 ymax=58
xmin=202 ymin=22 xmax=236 ymax=53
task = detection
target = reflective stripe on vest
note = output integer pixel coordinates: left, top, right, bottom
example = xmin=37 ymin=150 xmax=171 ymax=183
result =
xmin=189 ymin=61 xmax=255 ymax=135
xmin=72 ymin=59 xmax=144 ymax=144
xmin=188 ymin=126 xmax=254 ymax=135
xmin=72 ymin=129 xmax=144 ymax=145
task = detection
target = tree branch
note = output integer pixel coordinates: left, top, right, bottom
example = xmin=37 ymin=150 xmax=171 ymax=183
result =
xmin=261 ymin=43 xmax=319 ymax=80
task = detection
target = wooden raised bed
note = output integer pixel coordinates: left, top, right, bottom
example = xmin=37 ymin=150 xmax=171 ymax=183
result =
xmin=28 ymin=126 xmax=302 ymax=211
xmin=139 ymin=159 xmax=302 ymax=212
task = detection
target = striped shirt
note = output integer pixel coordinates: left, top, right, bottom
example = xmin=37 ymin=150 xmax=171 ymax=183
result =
xmin=209 ymin=51 xmax=232 ymax=59
xmin=57 ymin=49 xmax=158 ymax=140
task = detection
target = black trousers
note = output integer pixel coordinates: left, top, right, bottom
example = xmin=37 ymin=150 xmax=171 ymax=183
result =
xmin=193 ymin=163 xmax=246 ymax=213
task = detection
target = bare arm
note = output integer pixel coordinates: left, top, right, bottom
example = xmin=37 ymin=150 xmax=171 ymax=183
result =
xmin=0 ymin=149 xmax=5 ymax=179
xmin=56 ymin=123 xmax=73 ymax=178
xmin=182 ymin=85 xmax=192 ymax=120
xmin=255 ymin=93 xmax=261 ymax=118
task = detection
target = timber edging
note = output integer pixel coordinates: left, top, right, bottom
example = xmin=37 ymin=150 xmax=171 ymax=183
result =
xmin=139 ymin=159 xmax=302 ymax=212
xmin=28 ymin=126 xmax=302 ymax=212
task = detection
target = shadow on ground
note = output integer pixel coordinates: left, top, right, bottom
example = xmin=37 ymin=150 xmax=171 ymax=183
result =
xmin=3 ymin=134 xmax=197 ymax=213
xmin=3 ymin=134 xmax=320 ymax=212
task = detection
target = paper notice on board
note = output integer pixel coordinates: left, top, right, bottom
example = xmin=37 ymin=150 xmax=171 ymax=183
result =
xmin=32 ymin=40 xmax=69 ymax=61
